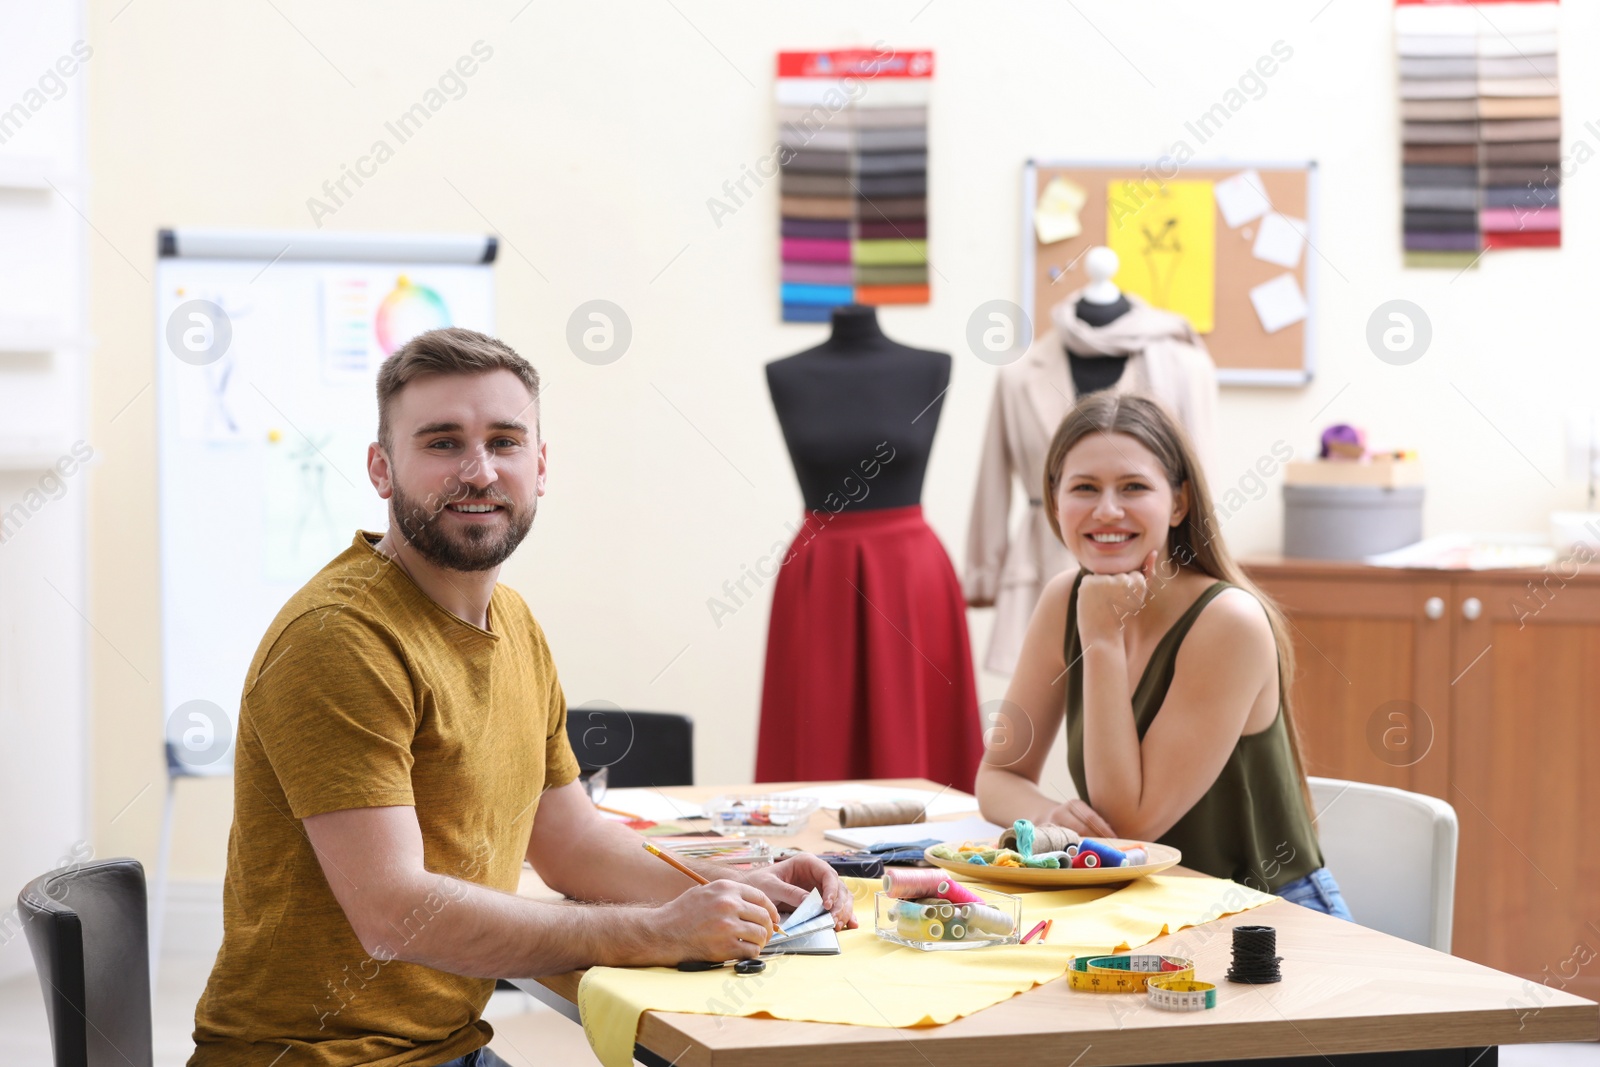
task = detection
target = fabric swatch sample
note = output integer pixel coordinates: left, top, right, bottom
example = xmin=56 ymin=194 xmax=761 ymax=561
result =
xmin=782 ymin=262 xmax=854 ymax=285
xmin=1477 ymin=95 xmax=1561 ymax=119
xmin=780 ymin=196 xmax=856 ymax=219
xmin=1481 ymin=206 xmax=1560 ymax=232
xmin=855 ymin=283 xmax=930 ymax=304
xmin=1405 ymin=231 xmax=1481 ymax=251
xmin=853 ymin=239 xmax=929 ymax=266
xmin=1402 ymin=98 xmax=1479 ymax=121
xmin=781 ymin=237 xmax=852 ymax=263
xmin=1403 ymin=186 xmax=1480 ymax=211
xmin=781 ymin=218 xmax=851 ymax=240
xmin=854 ymin=264 xmax=930 ymax=285
xmin=1480 ymin=118 xmax=1561 ymax=142
xmin=858 ymin=219 xmax=926 ymax=239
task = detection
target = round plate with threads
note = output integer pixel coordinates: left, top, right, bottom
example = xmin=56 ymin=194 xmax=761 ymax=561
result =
xmin=922 ymin=838 xmax=1181 ymax=887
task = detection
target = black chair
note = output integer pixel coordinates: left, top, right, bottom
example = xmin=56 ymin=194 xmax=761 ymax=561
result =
xmin=18 ymin=858 xmax=153 ymax=1067
xmin=564 ymin=707 xmax=694 ymax=788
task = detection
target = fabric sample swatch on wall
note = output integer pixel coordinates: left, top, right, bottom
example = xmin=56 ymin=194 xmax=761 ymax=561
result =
xmin=775 ymin=49 xmax=934 ymax=321
xmin=1394 ymin=0 xmax=1562 ymax=266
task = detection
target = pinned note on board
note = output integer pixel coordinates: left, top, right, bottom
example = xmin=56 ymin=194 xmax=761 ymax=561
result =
xmin=1214 ymin=169 xmax=1273 ymax=228
xmin=1252 ymin=213 xmax=1307 ymax=269
xmin=1035 ymin=176 xmax=1087 ymax=244
xmin=1249 ymin=273 xmax=1308 ymax=334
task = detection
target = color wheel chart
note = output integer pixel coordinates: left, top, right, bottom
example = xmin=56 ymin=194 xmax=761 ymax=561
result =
xmin=1396 ymin=0 xmax=1561 ymax=268
xmin=776 ymin=49 xmax=933 ymax=322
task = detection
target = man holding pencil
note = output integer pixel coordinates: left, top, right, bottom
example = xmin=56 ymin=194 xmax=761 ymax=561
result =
xmin=189 ymin=329 xmax=854 ymax=1067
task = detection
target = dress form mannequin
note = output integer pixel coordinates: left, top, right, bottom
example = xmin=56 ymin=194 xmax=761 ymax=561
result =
xmin=1067 ymin=246 xmax=1131 ymax=396
xmin=758 ymin=304 xmax=980 ymax=791
xmin=765 ymin=304 xmax=948 ymax=510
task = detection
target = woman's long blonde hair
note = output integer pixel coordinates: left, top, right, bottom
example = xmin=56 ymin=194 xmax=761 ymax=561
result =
xmin=1041 ymin=393 xmax=1316 ymax=822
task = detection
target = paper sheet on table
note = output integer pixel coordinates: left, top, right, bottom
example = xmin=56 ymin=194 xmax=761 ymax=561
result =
xmin=577 ymin=874 xmax=1279 ymax=1067
xmin=1252 ymin=213 xmax=1307 ymax=269
xmin=1035 ymin=175 xmax=1087 ymax=244
xmin=1248 ymin=273 xmax=1308 ymax=334
xmin=769 ymin=783 xmax=979 ymax=820
xmin=825 ymin=815 xmax=1005 ymax=849
xmin=1214 ymin=168 xmax=1273 ymax=228
xmin=1105 ymin=178 xmax=1216 ymax=333
xmin=596 ymin=788 xmax=704 ymax=821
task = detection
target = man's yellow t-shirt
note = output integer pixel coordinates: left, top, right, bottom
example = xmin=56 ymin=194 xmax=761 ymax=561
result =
xmin=191 ymin=531 xmax=582 ymax=1067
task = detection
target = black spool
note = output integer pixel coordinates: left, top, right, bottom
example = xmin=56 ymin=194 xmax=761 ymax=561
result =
xmin=1226 ymin=925 xmax=1283 ymax=984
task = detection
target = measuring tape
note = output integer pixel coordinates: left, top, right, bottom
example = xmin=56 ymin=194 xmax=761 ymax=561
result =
xmin=1147 ymin=977 xmax=1217 ymax=1011
xmin=1066 ymin=954 xmax=1195 ymax=993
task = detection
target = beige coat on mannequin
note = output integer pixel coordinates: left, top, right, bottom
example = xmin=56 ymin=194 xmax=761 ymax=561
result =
xmin=963 ymin=290 xmax=1218 ymax=675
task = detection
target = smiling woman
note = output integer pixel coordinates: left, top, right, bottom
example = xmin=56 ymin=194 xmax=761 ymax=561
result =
xmin=975 ymin=393 xmax=1352 ymax=918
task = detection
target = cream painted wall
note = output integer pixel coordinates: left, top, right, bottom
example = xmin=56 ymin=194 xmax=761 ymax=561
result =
xmin=86 ymin=0 xmax=1600 ymax=880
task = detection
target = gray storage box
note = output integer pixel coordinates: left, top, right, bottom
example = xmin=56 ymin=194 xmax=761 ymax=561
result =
xmin=1282 ymin=485 xmax=1424 ymax=561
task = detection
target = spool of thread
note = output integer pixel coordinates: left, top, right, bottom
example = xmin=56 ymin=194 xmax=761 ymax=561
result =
xmin=1226 ymin=925 xmax=1283 ymax=984
xmin=963 ymin=904 xmax=1017 ymax=936
xmin=934 ymin=902 xmax=955 ymax=920
xmin=943 ymin=922 xmax=968 ymax=941
xmin=1000 ymin=822 xmax=1081 ymax=854
xmin=1077 ymin=839 xmax=1130 ymax=867
xmin=896 ymin=901 xmax=938 ymax=921
xmin=837 ymin=799 xmax=928 ymax=828
xmin=883 ymin=869 xmax=983 ymax=903
xmin=1125 ymin=847 xmax=1149 ymax=866
xmin=896 ymin=914 xmax=943 ymax=941
xmin=1071 ymin=850 xmax=1100 ymax=868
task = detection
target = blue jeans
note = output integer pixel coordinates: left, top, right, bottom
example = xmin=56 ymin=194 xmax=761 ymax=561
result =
xmin=434 ymin=1049 xmax=512 ymax=1067
xmin=1275 ymin=866 xmax=1353 ymax=920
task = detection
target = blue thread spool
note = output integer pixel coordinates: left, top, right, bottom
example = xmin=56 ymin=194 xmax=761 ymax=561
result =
xmin=1078 ymin=839 xmax=1130 ymax=867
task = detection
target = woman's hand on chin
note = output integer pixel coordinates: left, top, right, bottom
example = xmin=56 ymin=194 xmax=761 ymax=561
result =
xmin=1041 ymin=797 xmax=1115 ymax=838
xmin=1077 ymin=549 xmax=1159 ymax=646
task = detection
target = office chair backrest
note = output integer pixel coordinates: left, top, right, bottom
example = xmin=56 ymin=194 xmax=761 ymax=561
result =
xmin=1309 ymin=777 xmax=1459 ymax=952
xmin=18 ymin=858 xmax=154 ymax=1067
xmin=565 ymin=708 xmax=694 ymax=788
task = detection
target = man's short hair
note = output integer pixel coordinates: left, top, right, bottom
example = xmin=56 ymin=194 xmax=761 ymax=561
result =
xmin=376 ymin=328 xmax=541 ymax=450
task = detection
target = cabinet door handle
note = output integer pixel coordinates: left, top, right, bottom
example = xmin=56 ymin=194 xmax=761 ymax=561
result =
xmin=1425 ymin=596 xmax=1445 ymax=620
xmin=1462 ymin=596 xmax=1483 ymax=621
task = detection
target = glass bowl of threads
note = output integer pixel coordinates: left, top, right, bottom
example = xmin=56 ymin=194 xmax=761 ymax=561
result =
xmin=873 ymin=868 xmax=1023 ymax=951
xmin=705 ymin=794 xmax=820 ymax=837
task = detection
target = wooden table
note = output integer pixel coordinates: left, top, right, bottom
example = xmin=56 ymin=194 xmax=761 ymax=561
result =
xmin=513 ymin=779 xmax=1599 ymax=1066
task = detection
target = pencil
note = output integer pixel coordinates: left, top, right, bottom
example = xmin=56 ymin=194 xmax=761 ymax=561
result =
xmin=643 ymin=842 xmax=710 ymax=885
xmin=1021 ymin=919 xmax=1047 ymax=944
xmin=1040 ymin=920 xmax=1053 ymax=945
xmin=597 ymin=803 xmax=644 ymax=820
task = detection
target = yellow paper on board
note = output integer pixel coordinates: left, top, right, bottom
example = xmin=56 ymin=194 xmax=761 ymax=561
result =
xmin=576 ymin=874 xmax=1276 ymax=1067
xmin=1105 ymin=179 xmax=1216 ymax=332
xmin=1036 ymin=175 xmax=1087 ymax=244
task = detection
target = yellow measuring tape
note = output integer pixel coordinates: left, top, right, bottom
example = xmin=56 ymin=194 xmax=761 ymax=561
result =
xmin=1147 ymin=977 xmax=1217 ymax=1011
xmin=1066 ymin=954 xmax=1196 ymax=993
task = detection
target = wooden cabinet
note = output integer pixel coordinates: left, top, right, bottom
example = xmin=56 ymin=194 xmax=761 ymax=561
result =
xmin=1246 ymin=559 xmax=1600 ymax=1004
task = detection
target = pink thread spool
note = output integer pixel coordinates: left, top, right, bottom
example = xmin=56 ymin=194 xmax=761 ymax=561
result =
xmin=1077 ymin=839 xmax=1130 ymax=867
xmin=883 ymin=868 xmax=984 ymax=904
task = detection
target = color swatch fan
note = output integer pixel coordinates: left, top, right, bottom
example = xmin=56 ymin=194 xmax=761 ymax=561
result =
xmin=776 ymin=49 xmax=933 ymax=322
xmin=1396 ymin=1 xmax=1561 ymax=267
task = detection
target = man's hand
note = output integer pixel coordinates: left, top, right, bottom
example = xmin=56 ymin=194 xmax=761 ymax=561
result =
xmin=737 ymin=854 xmax=858 ymax=930
xmin=633 ymin=880 xmax=780 ymax=966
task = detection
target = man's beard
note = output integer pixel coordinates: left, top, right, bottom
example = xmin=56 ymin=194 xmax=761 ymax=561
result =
xmin=390 ymin=478 xmax=535 ymax=572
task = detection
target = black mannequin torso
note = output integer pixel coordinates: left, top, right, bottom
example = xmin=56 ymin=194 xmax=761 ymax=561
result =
xmin=1066 ymin=294 xmax=1131 ymax=396
xmin=766 ymin=305 xmax=949 ymax=512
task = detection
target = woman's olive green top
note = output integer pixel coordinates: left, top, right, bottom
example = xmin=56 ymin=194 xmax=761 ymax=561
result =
xmin=1063 ymin=571 xmax=1322 ymax=892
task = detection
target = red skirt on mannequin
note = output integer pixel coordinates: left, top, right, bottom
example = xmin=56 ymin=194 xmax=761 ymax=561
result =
xmin=755 ymin=504 xmax=982 ymax=793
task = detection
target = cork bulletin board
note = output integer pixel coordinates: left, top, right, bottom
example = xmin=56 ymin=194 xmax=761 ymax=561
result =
xmin=1022 ymin=160 xmax=1318 ymax=386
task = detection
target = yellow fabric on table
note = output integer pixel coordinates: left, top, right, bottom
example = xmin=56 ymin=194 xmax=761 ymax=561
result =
xmin=578 ymin=874 xmax=1275 ymax=1067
